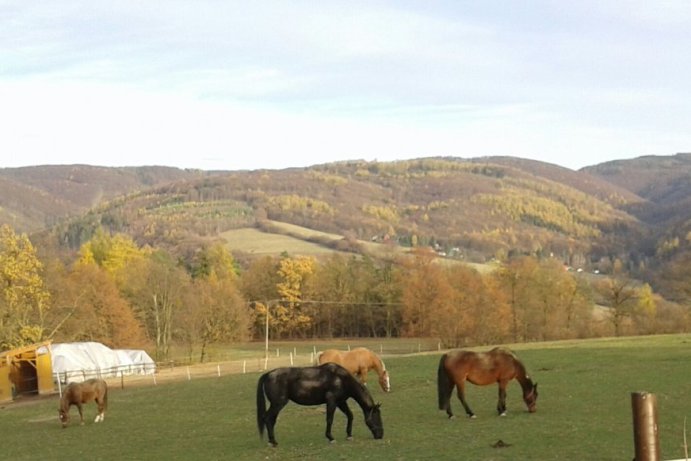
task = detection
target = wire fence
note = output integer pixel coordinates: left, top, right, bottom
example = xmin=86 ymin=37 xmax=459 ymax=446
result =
xmin=91 ymin=340 xmax=446 ymax=390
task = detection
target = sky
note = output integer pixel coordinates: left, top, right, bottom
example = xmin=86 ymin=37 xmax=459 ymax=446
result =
xmin=2 ymin=1 xmax=690 ymax=172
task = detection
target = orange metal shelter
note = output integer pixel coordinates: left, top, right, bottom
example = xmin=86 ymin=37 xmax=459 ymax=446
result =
xmin=0 ymin=341 xmax=54 ymax=403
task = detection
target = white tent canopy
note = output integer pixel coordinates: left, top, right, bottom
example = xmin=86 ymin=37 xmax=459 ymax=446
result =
xmin=49 ymin=342 xmax=156 ymax=383
xmin=114 ymin=349 xmax=156 ymax=375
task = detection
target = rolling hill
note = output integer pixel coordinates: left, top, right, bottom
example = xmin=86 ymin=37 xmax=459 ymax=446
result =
xmin=3 ymin=154 xmax=689 ymax=279
xmin=0 ymin=164 xmax=210 ymax=233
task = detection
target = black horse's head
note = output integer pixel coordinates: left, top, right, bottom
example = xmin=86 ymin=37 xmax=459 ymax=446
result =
xmin=523 ymin=382 xmax=538 ymax=413
xmin=365 ymin=403 xmax=384 ymax=439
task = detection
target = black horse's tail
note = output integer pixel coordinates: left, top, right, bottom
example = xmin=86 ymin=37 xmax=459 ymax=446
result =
xmin=256 ymin=373 xmax=268 ymax=439
xmin=437 ymin=353 xmax=453 ymax=410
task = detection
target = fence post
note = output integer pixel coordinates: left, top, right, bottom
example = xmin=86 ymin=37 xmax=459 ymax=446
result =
xmin=55 ymin=373 xmax=62 ymax=397
xmin=631 ymin=391 xmax=660 ymax=461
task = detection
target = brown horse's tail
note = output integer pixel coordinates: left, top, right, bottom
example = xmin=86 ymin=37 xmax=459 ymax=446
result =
xmin=437 ymin=353 xmax=453 ymax=410
xmin=256 ymin=373 xmax=268 ymax=439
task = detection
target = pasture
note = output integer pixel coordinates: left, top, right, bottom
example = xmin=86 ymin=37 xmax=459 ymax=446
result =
xmin=1 ymin=334 xmax=689 ymax=460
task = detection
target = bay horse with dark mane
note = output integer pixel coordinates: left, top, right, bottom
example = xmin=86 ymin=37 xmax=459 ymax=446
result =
xmin=318 ymin=347 xmax=390 ymax=392
xmin=58 ymin=378 xmax=108 ymax=428
xmin=256 ymin=362 xmax=384 ymax=446
xmin=437 ymin=347 xmax=538 ymax=418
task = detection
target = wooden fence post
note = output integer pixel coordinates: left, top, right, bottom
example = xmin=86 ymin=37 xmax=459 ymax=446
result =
xmin=631 ymin=391 xmax=660 ymax=461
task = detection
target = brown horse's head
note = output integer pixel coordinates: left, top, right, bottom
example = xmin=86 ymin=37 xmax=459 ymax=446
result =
xmin=58 ymin=408 xmax=70 ymax=428
xmin=378 ymin=369 xmax=391 ymax=393
xmin=365 ymin=403 xmax=384 ymax=439
xmin=523 ymin=381 xmax=538 ymax=413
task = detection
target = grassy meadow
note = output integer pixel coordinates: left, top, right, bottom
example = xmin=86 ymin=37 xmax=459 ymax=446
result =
xmin=1 ymin=334 xmax=689 ymax=460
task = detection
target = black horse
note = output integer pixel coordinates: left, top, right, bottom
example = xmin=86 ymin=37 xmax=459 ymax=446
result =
xmin=256 ymin=362 xmax=384 ymax=446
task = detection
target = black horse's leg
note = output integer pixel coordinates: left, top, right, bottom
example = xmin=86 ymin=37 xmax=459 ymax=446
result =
xmin=497 ymin=383 xmax=507 ymax=416
xmin=337 ymin=401 xmax=354 ymax=440
xmin=265 ymin=401 xmax=286 ymax=447
xmin=457 ymin=383 xmax=475 ymax=418
xmin=325 ymin=401 xmax=337 ymax=443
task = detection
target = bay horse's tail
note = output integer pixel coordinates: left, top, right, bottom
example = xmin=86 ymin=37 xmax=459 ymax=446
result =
xmin=437 ymin=353 xmax=454 ymax=410
xmin=256 ymin=373 xmax=268 ymax=439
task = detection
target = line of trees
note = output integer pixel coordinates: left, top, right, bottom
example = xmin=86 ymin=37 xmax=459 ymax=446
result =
xmin=1 ymin=224 xmax=689 ymax=361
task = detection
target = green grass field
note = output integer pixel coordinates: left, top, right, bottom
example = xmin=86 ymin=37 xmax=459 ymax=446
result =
xmin=1 ymin=334 xmax=689 ymax=460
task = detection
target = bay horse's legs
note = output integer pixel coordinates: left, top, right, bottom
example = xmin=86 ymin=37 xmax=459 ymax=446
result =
xmin=264 ymin=401 xmax=287 ymax=447
xmin=337 ymin=401 xmax=354 ymax=440
xmin=95 ymin=397 xmax=106 ymax=422
xmin=456 ymin=382 xmax=476 ymax=418
xmin=76 ymin=403 xmax=85 ymax=425
xmin=441 ymin=387 xmax=454 ymax=419
xmin=442 ymin=399 xmax=454 ymax=419
xmin=497 ymin=381 xmax=508 ymax=416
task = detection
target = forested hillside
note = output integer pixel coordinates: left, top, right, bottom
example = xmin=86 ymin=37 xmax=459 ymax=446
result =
xmin=583 ymin=153 xmax=691 ymax=301
xmin=34 ymin=158 xmax=647 ymax=268
xmin=0 ymin=164 xmax=209 ymax=232
xmin=1 ymin=155 xmax=690 ymax=361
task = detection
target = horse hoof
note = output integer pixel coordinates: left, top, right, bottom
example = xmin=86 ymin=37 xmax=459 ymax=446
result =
xmin=499 ymin=412 xmax=507 ymax=417
xmin=268 ymin=442 xmax=277 ymax=448
xmin=469 ymin=415 xmax=477 ymax=419
xmin=329 ymin=439 xmax=336 ymax=444
xmin=346 ymin=436 xmax=353 ymax=441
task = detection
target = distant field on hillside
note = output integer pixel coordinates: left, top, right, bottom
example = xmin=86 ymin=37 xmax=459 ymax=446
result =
xmin=220 ymin=227 xmax=341 ymax=256
xmin=221 ymin=221 xmax=495 ymax=276
xmin=221 ymin=220 xmax=400 ymax=259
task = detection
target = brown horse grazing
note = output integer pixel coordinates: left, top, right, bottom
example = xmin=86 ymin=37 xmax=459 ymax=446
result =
xmin=58 ymin=378 xmax=108 ymax=428
xmin=437 ymin=347 xmax=538 ymax=419
xmin=318 ymin=347 xmax=390 ymax=392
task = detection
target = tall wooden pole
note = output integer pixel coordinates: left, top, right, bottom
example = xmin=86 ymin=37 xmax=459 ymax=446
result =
xmin=264 ymin=301 xmax=270 ymax=369
xmin=631 ymin=391 xmax=660 ymax=461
